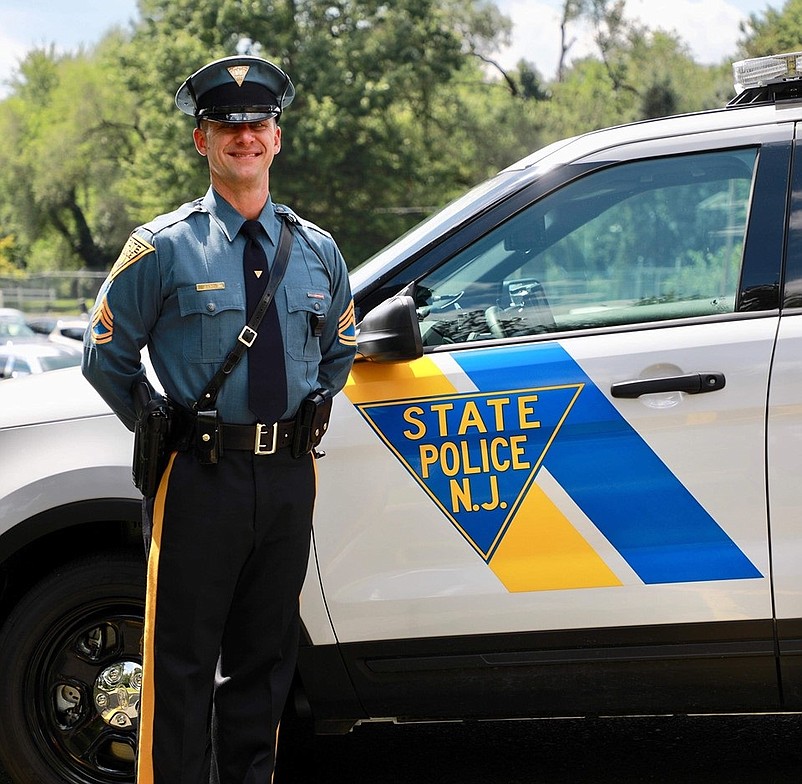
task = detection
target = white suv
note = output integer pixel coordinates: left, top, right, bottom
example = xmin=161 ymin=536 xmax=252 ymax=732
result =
xmin=3 ymin=53 xmax=802 ymax=784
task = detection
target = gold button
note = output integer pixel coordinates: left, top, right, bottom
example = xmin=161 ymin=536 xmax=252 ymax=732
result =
xmin=202 ymin=433 xmax=211 ymax=442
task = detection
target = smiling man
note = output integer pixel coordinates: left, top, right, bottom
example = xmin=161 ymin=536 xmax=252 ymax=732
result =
xmin=82 ymin=55 xmax=357 ymax=783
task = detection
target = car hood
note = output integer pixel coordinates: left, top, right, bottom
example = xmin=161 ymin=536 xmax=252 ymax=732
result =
xmin=0 ymin=366 xmax=113 ymax=429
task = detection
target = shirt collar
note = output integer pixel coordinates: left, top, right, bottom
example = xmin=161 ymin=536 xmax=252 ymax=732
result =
xmin=202 ymin=186 xmax=280 ymax=246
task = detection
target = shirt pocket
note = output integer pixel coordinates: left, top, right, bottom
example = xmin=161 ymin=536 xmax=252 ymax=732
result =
xmin=285 ymin=287 xmax=331 ymax=362
xmin=177 ymin=284 xmax=245 ymax=363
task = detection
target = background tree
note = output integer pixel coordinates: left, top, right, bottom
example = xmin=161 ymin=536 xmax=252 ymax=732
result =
xmin=738 ymin=0 xmax=802 ymax=57
xmin=541 ymin=7 xmax=732 ymax=141
xmin=0 ymin=0 xmax=780 ymax=277
xmin=0 ymin=37 xmax=139 ymax=272
xmin=122 ymin=0 xmax=516 ymax=263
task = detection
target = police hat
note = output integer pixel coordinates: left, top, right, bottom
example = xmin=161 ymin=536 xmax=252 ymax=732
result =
xmin=175 ymin=55 xmax=295 ymax=124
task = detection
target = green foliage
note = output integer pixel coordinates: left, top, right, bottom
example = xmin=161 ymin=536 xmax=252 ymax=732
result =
xmin=0 ymin=0 xmax=791 ymax=273
xmin=0 ymin=236 xmax=23 ymax=277
xmin=739 ymin=0 xmax=802 ymax=57
xmin=0 ymin=36 xmax=139 ymax=271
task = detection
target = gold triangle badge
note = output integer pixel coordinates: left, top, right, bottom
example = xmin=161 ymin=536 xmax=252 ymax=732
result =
xmin=227 ymin=65 xmax=250 ymax=86
xmin=254 ymin=270 xmax=263 ymax=278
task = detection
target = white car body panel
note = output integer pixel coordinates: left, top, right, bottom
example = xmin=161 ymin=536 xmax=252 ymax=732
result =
xmin=314 ymin=317 xmax=775 ymax=642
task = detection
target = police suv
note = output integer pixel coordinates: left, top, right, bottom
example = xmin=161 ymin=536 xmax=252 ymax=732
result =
xmin=2 ymin=53 xmax=802 ymax=783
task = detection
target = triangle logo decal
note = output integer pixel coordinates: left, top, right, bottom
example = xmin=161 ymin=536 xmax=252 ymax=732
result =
xmin=356 ymin=383 xmax=583 ymax=559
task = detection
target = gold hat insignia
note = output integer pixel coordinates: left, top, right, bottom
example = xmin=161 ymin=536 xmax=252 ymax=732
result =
xmin=227 ymin=65 xmax=250 ymax=87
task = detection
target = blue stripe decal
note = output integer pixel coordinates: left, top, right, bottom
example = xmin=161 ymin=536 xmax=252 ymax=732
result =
xmin=452 ymin=343 xmax=762 ymax=584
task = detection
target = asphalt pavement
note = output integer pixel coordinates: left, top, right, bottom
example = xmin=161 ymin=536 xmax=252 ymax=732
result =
xmin=276 ymin=712 xmax=802 ymax=783
xmin=3 ymin=713 xmax=800 ymax=782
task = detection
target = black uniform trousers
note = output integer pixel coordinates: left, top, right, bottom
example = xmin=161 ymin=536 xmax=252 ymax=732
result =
xmin=137 ymin=446 xmax=315 ymax=784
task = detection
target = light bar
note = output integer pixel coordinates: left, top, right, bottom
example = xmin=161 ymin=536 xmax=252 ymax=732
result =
xmin=733 ymin=51 xmax=802 ymax=94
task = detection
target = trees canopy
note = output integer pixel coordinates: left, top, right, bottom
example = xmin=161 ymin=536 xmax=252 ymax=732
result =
xmin=0 ymin=0 xmax=786 ymax=275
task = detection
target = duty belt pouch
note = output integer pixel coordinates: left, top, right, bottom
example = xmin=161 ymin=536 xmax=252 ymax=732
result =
xmin=292 ymin=388 xmax=332 ymax=458
xmin=194 ymin=409 xmax=220 ymax=464
xmin=132 ymin=381 xmax=172 ymax=498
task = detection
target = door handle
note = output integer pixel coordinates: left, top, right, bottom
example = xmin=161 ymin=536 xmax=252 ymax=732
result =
xmin=610 ymin=372 xmax=725 ymax=399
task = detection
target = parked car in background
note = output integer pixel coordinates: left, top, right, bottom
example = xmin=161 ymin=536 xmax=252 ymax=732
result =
xmin=0 ymin=339 xmax=82 ymax=379
xmin=0 ymin=308 xmax=36 ymax=339
xmin=26 ymin=316 xmax=89 ymax=345
xmin=3 ymin=51 xmax=802 ymax=784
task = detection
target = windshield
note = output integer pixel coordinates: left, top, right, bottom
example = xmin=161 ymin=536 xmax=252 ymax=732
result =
xmin=0 ymin=319 xmax=34 ymax=338
xmin=348 ymin=136 xmax=579 ymax=295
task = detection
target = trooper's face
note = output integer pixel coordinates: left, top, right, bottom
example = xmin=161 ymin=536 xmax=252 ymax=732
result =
xmin=193 ymin=119 xmax=281 ymax=192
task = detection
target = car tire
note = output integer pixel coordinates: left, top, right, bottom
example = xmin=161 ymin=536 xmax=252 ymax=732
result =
xmin=0 ymin=550 xmax=145 ymax=784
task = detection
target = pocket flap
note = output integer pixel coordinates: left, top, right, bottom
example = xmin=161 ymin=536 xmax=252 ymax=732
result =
xmin=178 ymin=284 xmax=244 ymax=317
xmin=285 ymin=288 xmax=330 ymax=315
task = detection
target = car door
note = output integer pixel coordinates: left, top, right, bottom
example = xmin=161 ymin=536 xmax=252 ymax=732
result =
xmin=314 ymin=124 xmax=791 ymax=719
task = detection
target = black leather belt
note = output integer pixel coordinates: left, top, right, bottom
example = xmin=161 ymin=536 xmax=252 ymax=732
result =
xmin=219 ymin=420 xmax=295 ymax=454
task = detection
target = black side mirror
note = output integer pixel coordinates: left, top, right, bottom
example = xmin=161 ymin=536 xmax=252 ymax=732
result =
xmin=356 ymin=293 xmax=423 ymax=363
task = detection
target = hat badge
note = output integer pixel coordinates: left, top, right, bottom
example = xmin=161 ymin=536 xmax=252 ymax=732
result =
xmin=227 ymin=65 xmax=250 ymax=87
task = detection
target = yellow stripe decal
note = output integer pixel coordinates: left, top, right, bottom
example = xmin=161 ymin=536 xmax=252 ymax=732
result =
xmin=345 ymin=356 xmax=457 ymax=404
xmin=489 ymin=480 xmax=622 ymax=591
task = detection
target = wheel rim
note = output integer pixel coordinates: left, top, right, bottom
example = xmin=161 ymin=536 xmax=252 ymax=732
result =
xmin=24 ymin=596 xmax=144 ymax=783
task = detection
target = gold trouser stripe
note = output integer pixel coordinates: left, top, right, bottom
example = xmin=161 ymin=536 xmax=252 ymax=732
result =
xmin=136 ymin=452 xmax=177 ymax=784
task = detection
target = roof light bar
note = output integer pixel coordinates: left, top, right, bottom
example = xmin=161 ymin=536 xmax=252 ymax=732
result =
xmin=733 ymin=51 xmax=802 ymax=94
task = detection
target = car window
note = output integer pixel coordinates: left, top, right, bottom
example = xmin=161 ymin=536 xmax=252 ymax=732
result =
xmin=0 ymin=356 xmax=32 ymax=378
xmin=0 ymin=321 xmax=35 ymax=338
xmin=415 ymin=148 xmax=757 ymax=346
xmin=60 ymin=326 xmax=87 ymax=341
xmin=39 ymin=353 xmax=82 ymax=372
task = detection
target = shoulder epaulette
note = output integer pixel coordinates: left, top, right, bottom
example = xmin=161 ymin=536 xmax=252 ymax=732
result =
xmin=140 ymin=198 xmax=207 ymax=238
xmin=274 ymin=203 xmax=332 ymax=240
xmin=109 ymin=200 xmax=207 ymax=280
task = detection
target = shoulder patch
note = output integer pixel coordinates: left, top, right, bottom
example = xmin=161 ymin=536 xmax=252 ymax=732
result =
xmin=338 ymin=299 xmax=357 ymax=347
xmin=110 ymin=234 xmax=155 ymax=280
xmin=90 ymin=294 xmax=114 ymax=344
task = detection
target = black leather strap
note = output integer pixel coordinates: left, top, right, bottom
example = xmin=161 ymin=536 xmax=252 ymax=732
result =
xmin=194 ymin=214 xmax=296 ymax=412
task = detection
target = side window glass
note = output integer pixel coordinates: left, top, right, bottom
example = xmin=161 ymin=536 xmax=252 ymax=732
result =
xmin=12 ymin=358 xmax=32 ymax=376
xmin=416 ymin=148 xmax=757 ymax=347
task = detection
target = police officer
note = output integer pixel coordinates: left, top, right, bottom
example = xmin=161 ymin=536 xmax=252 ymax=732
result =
xmin=82 ymin=55 xmax=357 ymax=783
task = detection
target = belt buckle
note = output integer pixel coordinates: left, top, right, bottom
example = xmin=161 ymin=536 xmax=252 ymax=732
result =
xmin=254 ymin=422 xmax=278 ymax=455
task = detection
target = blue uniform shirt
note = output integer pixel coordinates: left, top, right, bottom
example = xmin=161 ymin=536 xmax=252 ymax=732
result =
xmin=82 ymin=188 xmax=357 ymax=430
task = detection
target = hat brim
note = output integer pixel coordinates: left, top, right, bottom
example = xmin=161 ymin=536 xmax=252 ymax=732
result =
xmin=197 ymin=107 xmax=280 ymax=123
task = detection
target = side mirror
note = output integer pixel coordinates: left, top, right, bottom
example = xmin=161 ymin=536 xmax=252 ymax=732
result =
xmin=356 ymin=294 xmax=423 ymax=363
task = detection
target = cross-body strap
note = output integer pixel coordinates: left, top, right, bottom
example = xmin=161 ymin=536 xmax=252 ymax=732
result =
xmin=194 ymin=214 xmax=295 ymax=412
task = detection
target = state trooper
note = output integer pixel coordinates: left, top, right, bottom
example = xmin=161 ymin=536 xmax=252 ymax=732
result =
xmin=82 ymin=55 xmax=357 ymax=783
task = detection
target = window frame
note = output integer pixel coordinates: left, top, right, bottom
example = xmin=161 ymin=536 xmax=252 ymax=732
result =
xmin=365 ymin=128 xmax=791 ymax=354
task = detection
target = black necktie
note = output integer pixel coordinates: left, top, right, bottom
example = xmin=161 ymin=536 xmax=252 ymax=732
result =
xmin=240 ymin=219 xmax=287 ymax=423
